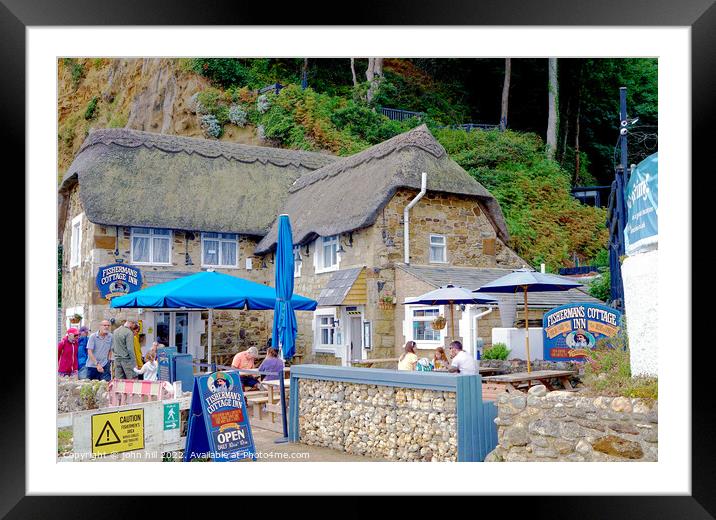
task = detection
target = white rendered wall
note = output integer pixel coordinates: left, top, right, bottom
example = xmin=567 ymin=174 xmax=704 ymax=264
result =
xmin=622 ymin=250 xmax=658 ymax=376
xmin=492 ymin=327 xmax=544 ymax=361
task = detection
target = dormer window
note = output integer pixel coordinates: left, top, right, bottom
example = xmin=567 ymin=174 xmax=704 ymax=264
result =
xmin=315 ymin=235 xmax=340 ymax=273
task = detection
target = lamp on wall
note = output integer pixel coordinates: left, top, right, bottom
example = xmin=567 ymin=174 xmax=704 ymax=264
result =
xmin=337 ymin=232 xmax=354 ymax=254
xmin=304 ymin=243 xmax=310 ymax=257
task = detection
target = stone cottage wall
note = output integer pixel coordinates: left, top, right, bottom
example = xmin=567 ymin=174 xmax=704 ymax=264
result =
xmin=486 ymin=388 xmax=658 ymax=462
xmin=298 ymin=379 xmax=458 ymax=461
xmin=60 ymin=184 xmax=277 ymax=358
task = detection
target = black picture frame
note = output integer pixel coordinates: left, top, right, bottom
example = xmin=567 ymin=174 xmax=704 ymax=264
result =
xmin=6 ymin=0 xmax=709 ymax=516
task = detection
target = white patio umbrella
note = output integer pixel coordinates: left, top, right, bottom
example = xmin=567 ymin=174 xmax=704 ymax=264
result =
xmin=474 ymin=269 xmax=583 ymax=372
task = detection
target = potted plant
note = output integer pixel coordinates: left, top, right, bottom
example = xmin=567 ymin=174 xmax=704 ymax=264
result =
xmin=69 ymin=313 xmax=83 ymax=324
xmin=431 ymin=315 xmax=447 ymax=330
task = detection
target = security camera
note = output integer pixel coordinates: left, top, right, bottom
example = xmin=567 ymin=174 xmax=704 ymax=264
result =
xmin=620 ymin=128 xmax=628 ymax=136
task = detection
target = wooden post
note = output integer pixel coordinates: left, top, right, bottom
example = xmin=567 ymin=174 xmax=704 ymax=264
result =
xmin=208 ymin=308 xmax=213 ymax=372
xmin=449 ymin=301 xmax=456 ymax=340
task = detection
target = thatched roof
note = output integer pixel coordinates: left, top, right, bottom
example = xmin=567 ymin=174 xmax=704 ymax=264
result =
xmin=255 ymin=125 xmax=509 ymax=254
xmin=59 ymin=128 xmax=336 ymax=236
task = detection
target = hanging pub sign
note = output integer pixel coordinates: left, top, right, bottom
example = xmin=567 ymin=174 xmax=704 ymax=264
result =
xmin=96 ymin=263 xmax=143 ymax=300
xmin=183 ymin=370 xmax=256 ymax=462
xmin=625 ymin=152 xmax=658 ymax=256
xmin=543 ymin=303 xmax=622 ymax=361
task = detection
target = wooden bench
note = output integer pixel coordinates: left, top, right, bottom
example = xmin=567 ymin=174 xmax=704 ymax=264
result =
xmin=245 ymin=395 xmax=270 ymax=420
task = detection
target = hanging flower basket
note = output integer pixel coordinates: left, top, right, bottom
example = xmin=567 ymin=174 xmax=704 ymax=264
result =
xmin=378 ymin=294 xmax=396 ymax=310
xmin=69 ymin=313 xmax=82 ymax=324
xmin=431 ymin=315 xmax=447 ymax=330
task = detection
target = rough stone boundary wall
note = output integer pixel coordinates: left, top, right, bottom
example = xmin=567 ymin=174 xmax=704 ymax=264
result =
xmin=486 ymin=387 xmax=658 ymax=462
xmin=298 ymin=379 xmax=457 ymax=461
xmin=58 ymin=378 xmax=110 ymax=413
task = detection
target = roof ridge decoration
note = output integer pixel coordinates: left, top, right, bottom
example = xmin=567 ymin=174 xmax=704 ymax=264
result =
xmin=290 ymin=124 xmax=446 ymax=192
xmin=79 ymin=127 xmax=334 ymax=170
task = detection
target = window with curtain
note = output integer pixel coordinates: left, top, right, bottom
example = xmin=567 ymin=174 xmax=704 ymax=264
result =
xmin=429 ymin=234 xmax=447 ymax=263
xmin=202 ymin=232 xmax=238 ymax=267
xmin=131 ymin=227 xmax=172 ymax=264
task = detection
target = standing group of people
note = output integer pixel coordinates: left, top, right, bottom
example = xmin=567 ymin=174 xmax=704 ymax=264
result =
xmin=57 ymin=319 xmax=162 ymax=382
xmin=398 ymin=340 xmax=479 ymax=375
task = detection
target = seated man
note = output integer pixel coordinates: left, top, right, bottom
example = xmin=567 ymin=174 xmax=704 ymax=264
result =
xmin=231 ymin=346 xmax=261 ymax=391
xmin=447 ymin=340 xmax=478 ymax=375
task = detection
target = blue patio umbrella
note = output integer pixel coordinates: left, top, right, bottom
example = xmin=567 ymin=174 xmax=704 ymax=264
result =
xmin=474 ymin=269 xmax=583 ymax=372
xmin=271 ymin=214 xmax=298 ymax=441
xmin=110 ymin=269 xmax=317 ymax=365
xmin=272 ymin=214 xmax=299 ymax=360
xmin=403 ymin=284 xmax=497 ymax=339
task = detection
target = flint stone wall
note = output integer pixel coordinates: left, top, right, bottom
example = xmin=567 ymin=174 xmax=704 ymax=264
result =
xmin=298 ymin=379 xmax=457 ymax=461
xmin=486 ymin=387 xmax=658 ymax=462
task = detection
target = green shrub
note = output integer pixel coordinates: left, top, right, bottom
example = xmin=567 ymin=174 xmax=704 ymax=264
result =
xmin=84 ymin=97 xmax=99 ymax=120
xmin=582 ymin=330 xmax=657 ymax=400
xmin=589 ymin=268 xmax=611 ymax=302
xmin=483 ymin=343 xmax=511 ymax=360
xmin=66 ymin=59 xmax=85 ymax=89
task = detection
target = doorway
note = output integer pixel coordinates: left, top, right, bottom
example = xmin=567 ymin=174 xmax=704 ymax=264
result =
xmin=152 ymin=311 xmax=191 ymax=354
xmin=349 ymin=316 xmax=363 ymax=361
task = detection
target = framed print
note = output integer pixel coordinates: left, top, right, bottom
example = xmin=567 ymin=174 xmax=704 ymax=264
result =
xmin=7 ymin=0 xmax=711 ymax=516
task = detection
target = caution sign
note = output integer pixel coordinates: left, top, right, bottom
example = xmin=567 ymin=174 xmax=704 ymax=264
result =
xmin=92 ymin=409 xmax=145 ymax=455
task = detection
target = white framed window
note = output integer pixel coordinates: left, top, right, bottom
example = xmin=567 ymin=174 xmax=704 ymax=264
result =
xmin=313 ymin=308 xmax=340 ymax=352
xmin=429 ymin=234 xmax=447 ymax=263
xmin=131 ymin=227 xmax=172 ymax=265
xmin=69 ymin=213 xmax=83 ymax=268
xmin=314 ymin=235 xmax=340 ymax=273
xmin=404 ymin=305 xmax=444 ymax=346
xmin=293 ymin=246 xmax=302 ymax=278
xmin=201 ymin=232 xmax=238 ymax=268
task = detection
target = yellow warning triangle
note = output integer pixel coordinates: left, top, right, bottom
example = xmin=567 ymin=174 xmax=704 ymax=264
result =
xmin=95 ymin=420 xmax=121 ymax=447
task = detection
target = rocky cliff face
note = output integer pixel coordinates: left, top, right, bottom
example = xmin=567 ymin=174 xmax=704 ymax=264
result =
xmin=57 ymin=58 xmax=260 ymax=182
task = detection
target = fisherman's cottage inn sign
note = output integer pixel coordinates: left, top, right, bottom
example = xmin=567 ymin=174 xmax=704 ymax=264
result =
xmin=96 ymin=263 xmax=143 ymax=300
xmin=543 ymin=303 xmax=623 ymax=362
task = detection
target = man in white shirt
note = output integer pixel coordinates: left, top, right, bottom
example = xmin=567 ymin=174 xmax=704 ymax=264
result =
xmin=447 ymin=340 xmax=479 ymax=375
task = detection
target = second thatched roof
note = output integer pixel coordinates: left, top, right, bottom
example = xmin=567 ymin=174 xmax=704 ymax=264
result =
xmin=255 ymin=125 xmax=509 ymax=254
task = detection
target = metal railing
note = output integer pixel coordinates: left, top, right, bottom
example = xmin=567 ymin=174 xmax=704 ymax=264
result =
xmin=558 ymin=265 xmax=602 ymax=276
xmin=380 ymin=107 xmax=426 ymax=121
xmin=258 ymin=82 xmax=284 ymax=95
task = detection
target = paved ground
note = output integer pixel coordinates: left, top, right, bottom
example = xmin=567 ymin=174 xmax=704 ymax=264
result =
xmin=251 ymin=426 xmax=381 ymax=462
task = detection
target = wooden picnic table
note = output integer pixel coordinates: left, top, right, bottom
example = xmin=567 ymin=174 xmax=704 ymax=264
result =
xmin=349 ymin=357 xmax=400 ymax=368
xmin=478 ymin=367 xmax=504 ymax=375
xmin=482 ymin=369 xmax=577 ymax=394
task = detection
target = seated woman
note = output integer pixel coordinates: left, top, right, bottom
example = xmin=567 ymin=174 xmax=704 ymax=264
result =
xmin=258 ymin=347 xmax=285 ymax=388
xmin=397 ymin=341 xmax=418 ymax=371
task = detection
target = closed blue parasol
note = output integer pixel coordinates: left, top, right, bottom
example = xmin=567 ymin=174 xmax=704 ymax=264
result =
xmin=272 ymin=215 xmax=298 ymax=360
xmin=271 ymin=214 xmax=297 ymax=442
xmin=474 ymin=269 xmax=583 ymax=372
